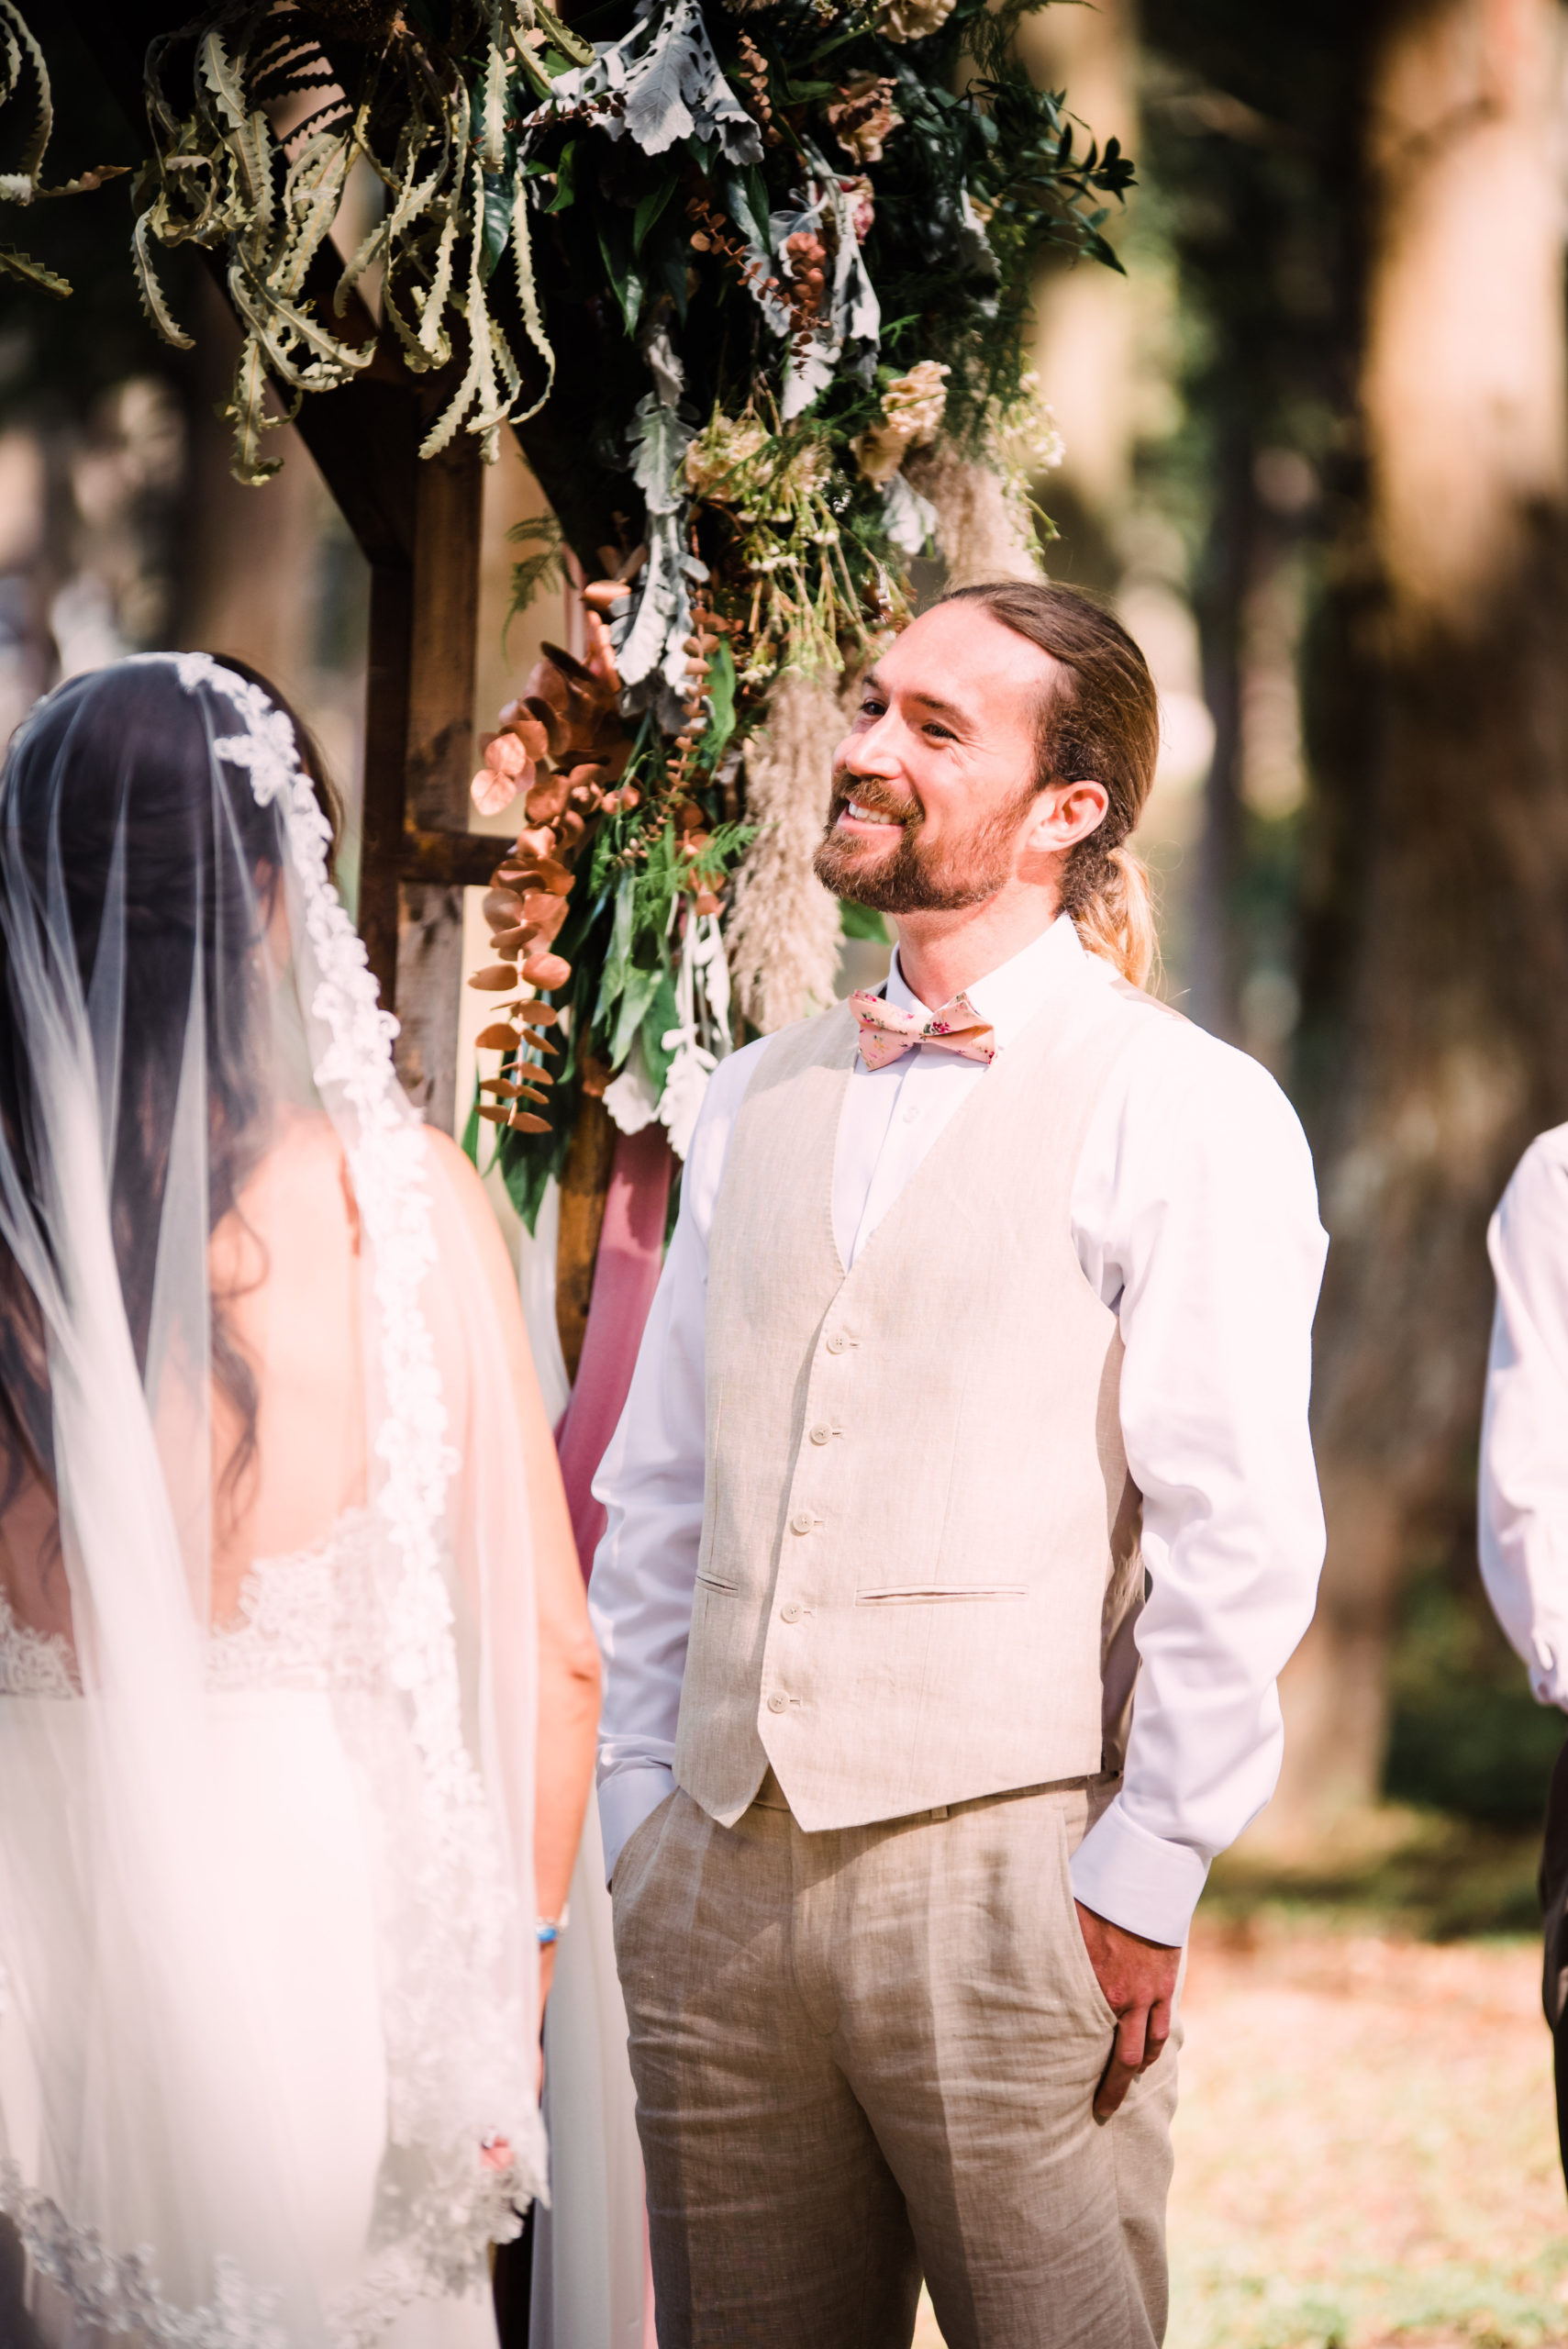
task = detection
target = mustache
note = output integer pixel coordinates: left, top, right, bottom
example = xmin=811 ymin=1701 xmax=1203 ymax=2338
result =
xmin=828 ymin=774 xmax=921 ymax=825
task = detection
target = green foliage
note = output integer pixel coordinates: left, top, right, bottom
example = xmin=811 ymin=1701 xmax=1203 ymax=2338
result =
xmin=1385 ymin=1562 xmax=1565 ymax=1826
xmin=840 ymin=897 xmax=890 ymax=942
xmin=505 ymin=511 xmax=566 ymax=636
xmin=1173 ymin=2243 xmax=1568 ymax=2349
xmin=491 ymin=759 xmax=756 ymax=1230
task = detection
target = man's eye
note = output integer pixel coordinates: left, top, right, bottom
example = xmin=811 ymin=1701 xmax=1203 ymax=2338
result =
xmin=860 ymin=699 xmax=885 ymax=718
xmin=924 ymin=722 xmax=955 ymax=740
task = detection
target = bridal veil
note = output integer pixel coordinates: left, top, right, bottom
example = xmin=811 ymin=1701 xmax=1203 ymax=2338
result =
xmin=0 ymin=654 xmax=546 ymax=2346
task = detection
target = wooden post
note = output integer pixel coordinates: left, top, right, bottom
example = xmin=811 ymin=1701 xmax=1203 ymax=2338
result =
xmin=555 ymin=1098 xmax=617 ymax=1381
xmin=398 ymin=431 xmax=483 ymax=1130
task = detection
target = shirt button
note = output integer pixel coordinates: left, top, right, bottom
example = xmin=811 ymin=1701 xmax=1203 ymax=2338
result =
xmin=826 ymin=1333 xmax=848 ymax=1353
xmin=809 ymin=1423 xmax=832 ymax=1445
xmin=790 ymin=1510 xmax=814 ymax=1535
xmin=902 ymin=1102 xmax=919 ymax=1123
xmin=766 ymin=1692 xmax=788 ymax=1713
xmin=781 ymin=1601 xmax=802 ymax=1623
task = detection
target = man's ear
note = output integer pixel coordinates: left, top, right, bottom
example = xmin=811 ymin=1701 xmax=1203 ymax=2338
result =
xmin=1027 ymin=779 xmax=1110 ymax=854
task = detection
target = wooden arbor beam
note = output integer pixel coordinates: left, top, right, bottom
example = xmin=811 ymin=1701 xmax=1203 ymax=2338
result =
xmin=62 ymin=0 xmax=506 ymax=1130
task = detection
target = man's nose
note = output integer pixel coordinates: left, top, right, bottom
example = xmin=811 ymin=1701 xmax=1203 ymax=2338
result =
xmin=837 ymin=716 xmax=902 ymax=777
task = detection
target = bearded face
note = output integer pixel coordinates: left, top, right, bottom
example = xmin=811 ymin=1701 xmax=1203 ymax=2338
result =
xmin=813 ymin=767 xmax=1041 ymax=915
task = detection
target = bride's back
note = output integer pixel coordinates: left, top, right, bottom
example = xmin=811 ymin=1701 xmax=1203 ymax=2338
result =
xmin=0 ymin=657 xmax=356 ymax=1653
xmin=208 ymin=1110 xmax=368 ymax=1611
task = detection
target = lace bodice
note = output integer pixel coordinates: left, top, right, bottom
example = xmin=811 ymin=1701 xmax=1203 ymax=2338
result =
xmin=0 ymin=1509 xmax=388 ymax=1700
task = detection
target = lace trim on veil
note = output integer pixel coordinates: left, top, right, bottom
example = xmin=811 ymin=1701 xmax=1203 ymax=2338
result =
xmin=0 ymin=2167 xmax=289 ymax=2349
xmin=2 ymin=654 xmax=544 ymax=2349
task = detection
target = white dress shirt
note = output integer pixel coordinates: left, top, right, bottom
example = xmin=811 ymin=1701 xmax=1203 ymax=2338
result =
xmin=589 ymin=918 xmax=1329 ymax=1944
xmin=1481 ymin=1123 xmax=1568 ymax=1709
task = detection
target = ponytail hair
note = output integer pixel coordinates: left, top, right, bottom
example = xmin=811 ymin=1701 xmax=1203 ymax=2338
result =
xmin=939 ymin=581 xmax=1162 ymax=990
xmin=1073 ymin=841 xmax=1159 ymax=993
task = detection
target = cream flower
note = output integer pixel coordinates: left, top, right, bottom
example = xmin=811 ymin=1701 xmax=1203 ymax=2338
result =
xmin=782 ymin=439 xmax=832 ymax=497
xmin=684 ymin=412 xmax=771 ymax=502
xmin=853 ymin=361 xmax=951 ymax=485
xmin=878 ymin=0 xmax=957 ymax=40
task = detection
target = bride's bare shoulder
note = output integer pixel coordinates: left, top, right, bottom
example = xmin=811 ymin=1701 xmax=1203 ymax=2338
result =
xmin=419 ymin=1126 xmax=506 ymax=1255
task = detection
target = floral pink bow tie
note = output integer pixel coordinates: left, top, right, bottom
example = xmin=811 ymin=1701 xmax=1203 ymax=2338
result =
xmin=850 ymin=988 xmax=996 ymax=1072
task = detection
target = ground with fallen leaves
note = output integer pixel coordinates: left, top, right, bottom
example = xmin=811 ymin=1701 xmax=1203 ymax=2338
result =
xmin=915 ymin=1898 xmax=1568 ymax=2348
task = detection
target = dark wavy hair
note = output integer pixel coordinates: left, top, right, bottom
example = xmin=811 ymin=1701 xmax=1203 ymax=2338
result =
xmin=0 ymin=656 xmax=341 ymax=1556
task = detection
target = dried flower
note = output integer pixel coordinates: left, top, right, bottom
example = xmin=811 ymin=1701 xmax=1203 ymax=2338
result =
xmin=782 ymin=440 xmax=832 ymax=497
xmin=826 ymin=75 xmax=901 ymax=166
xmin=839 ymin=174 xmax=875 ymax=243
xmin=725 ymin=671 xmax=846 ymax=1032
xmin=685 ymin=412 xmax=772 ymax=501
xmin=853 ymin=360 xmax=951 ymax=485
xmin=877 ymin=0 xmax=957 ymax=38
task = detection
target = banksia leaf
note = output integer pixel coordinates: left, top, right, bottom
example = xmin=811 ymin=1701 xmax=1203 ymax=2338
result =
xmin=0 ymin=241 xmax=69 ymax=298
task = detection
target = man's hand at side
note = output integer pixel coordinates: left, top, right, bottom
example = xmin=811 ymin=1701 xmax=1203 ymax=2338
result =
xmin=1074 ymin=1901 xmax=1181 ymax=2121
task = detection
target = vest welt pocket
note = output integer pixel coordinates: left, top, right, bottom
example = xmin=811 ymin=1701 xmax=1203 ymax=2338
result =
xmin=695 ymin=1569 xmax=739 ymax=1594
xmin=855 ymin=1584 xmax=1028 ymax=1604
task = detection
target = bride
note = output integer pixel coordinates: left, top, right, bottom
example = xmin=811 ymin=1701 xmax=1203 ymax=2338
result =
xmin=0 ymin=654 xmax=599 ymax=2347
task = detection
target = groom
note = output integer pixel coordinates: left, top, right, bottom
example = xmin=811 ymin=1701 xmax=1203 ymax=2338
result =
xmin=589 ymin=581 xmax=1328 ymax=2348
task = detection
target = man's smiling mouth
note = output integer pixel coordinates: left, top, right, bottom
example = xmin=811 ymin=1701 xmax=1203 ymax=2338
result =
xmin=840 ymin=798 xmax=906 ymax=830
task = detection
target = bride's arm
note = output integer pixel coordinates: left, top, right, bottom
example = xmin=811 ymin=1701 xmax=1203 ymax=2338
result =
xmin=424 ymin=1130 xmax=600 ymax=2014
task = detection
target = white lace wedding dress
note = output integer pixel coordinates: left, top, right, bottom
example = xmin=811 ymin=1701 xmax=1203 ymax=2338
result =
xmin=0 ymin=1514 xmax=497 ymax=2349
xmin=0 ymin=654 xmax=547 ymax=2349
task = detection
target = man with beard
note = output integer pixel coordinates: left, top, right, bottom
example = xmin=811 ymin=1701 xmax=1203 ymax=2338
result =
xmin=589 ymin=582 xmax=1328 ymax=2349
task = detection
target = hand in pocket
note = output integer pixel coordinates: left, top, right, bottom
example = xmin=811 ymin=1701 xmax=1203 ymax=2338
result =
xmin=1073 ymin=1900 xmax=1180 ymax=2121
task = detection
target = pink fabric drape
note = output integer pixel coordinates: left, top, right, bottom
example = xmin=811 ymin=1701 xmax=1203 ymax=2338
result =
xmin=545 ymin=1121 xmax=672 ymax=2349
xmin=554 ymin=1121 xmax=675 ymax=1583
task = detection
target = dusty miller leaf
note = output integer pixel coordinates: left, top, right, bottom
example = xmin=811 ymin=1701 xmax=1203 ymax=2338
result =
xmin=539 ymin=0 xmax=762 ymax=167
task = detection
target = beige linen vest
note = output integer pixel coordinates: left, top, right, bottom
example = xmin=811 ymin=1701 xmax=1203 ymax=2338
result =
xmin=673 ymin=970 xmax=1172 ymax=1833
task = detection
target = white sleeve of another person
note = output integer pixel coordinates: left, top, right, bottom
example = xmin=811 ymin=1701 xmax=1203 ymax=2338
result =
xmin=1480 ymin=1126 xmax=1568 ymax=1711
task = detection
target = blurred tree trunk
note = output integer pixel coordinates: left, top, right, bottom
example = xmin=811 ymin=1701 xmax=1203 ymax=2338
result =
xmin=1018 ymin=0 xmax=1141 ymax=591
xmin=1271 ymin=0 xmax=1568 ymax=1834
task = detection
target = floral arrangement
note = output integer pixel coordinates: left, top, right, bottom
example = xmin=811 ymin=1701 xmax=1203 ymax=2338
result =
xmin=455 ymin=0 xmax=1132 ymax=1224
xmin=0 ymin=0 xmax=1131 ymax=1225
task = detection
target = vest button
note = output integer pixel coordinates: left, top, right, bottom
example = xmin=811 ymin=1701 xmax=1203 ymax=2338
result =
xmin=790 ymin=1510 xmax=813 ymax=1535
xmin=781 ymin=1601 xmax=802 ymax=1623
xmin=826 ymin=1332 xmax=848 ymax=1354
xmin=766 ymin=1692 xmax=788 ymax=1713
xmin=809 ymin=1423 xmax=832 ymax=1445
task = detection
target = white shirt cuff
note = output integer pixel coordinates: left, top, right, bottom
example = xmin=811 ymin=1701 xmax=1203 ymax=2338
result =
xmin=1069 ymin=1797 xmax=1209 ymax=1946
xmin=598 ymin=1761 xmax=678 ymax=1886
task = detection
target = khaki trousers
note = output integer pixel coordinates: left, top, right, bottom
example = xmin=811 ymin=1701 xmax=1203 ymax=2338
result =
xmin=611 ymin=1775 xmax=1179 ymax=2349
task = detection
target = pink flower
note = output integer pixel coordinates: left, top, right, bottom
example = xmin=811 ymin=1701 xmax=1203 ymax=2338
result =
xmin=839 ymin=176 xmax=875 ymax=243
